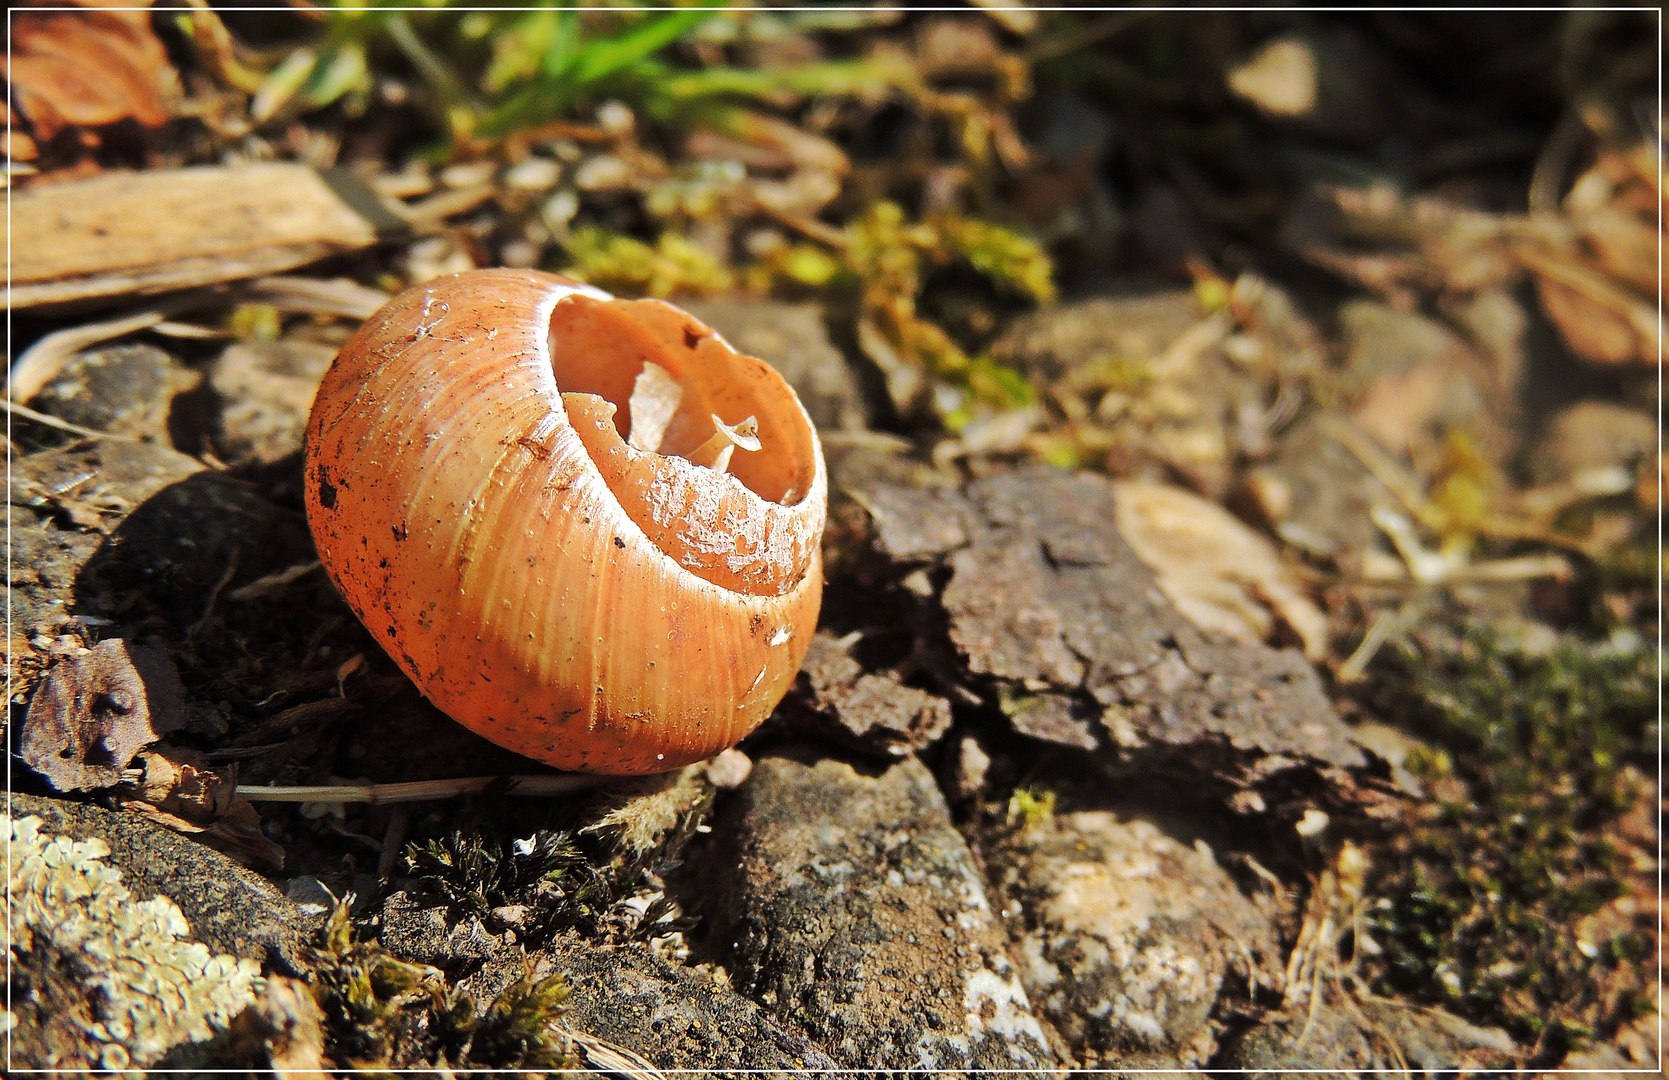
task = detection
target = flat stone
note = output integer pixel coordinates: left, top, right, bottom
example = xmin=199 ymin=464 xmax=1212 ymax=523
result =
xmin=701 ymin=749 xmax=1055 ymax=1072
xmin=991 ymin=810 xmax=1282 ymax=1068
xmin=679 ymin=298 xmax=868 ymax=433
xmin=1241 ymin=416 xmax=1391 ymax=562
xmin=548 ymin=936 xmax=840 ymax=1071
xmin=8 ymin=791 xmax=306 ymax=971
xmin=7 ymin=440 xmax=205 ymax=692
xmin=861 ymin=466 xmax=1365 ymax=802
xmin=210 ymin=340 xmax=337 ymax=467
xmin=27 ymin=343 xmax=199 ymax=443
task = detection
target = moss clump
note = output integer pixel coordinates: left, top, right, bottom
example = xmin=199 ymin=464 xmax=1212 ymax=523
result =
xmin=405 ymin=828 xmax=611 ymax=945
xmin=404 ymin=766 xmax=714 ymax=947
xmin=1364 ymin=625 xmax=1655 ymax=1047
xmin=304 ymin=902 xmax=577 ymax=1071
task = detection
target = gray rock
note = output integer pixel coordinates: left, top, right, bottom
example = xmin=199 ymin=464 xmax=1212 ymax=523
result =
xmin=990 ymin=290 xmax=1278 ymax=496
xmin=548 ymin=936 xmax=840 ymax=1071
xmin=1241 ymin=416 xmax=1392 ymax=562
xmin=703 ymin=749 xmax=1055 ymax=1073
xmin=376 ymin=893 xmax=841 ymax=1071
xmin=991 ymin=291 xmax=1201 ymax=384
xmin=862 ymin=466 xmax=1364 ymax=803
xmin=678 ymin=298 xmax=868 ymax=433
xmin=209 ymin=340 xmax=337 ymax=466
xmin=990 ymin=811 xmax=1282 ymax=1068
xmin=8 ymin=791 xmax=306 ymax=971
xmin=1218 ymin=996 xmax=1516 ymax=1074
xmin=27 ymin=343 xmax=199 ymax=442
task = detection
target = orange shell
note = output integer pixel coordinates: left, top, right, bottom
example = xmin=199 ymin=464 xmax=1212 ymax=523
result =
xmin=303 ymin=269 xmax=826 ymax=774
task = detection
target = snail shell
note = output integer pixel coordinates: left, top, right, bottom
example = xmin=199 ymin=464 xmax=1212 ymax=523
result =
xmin=304 ymin=269 xmax=826 ymax=774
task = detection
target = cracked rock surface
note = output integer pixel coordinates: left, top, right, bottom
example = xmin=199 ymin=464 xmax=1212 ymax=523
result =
xmin=697 ymin=748 xmax=1055 ymax=1073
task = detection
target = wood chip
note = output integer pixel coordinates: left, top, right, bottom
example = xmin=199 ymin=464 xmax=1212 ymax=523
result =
xmin=7 ymin=163 xmax=403 ymax=310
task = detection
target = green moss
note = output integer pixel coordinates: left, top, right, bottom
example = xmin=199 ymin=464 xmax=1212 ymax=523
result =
xmin=304 ymin=901 xmax=577 ymax=1070
xmin=405 ymin=828 xmax=610 ymax=946
xmin=1365 ymin=624 xmax=1655 ymax=1045
xmin=1006 ymin=787 xmax=1057 ymax=830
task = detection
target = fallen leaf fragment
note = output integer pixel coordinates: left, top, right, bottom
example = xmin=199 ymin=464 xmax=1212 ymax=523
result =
xmin=122 ymin=745 xmax=286 ymax=871
xmin=3 ymin=0 xmax=179 ymax=141
xmin=20 ymin=638 xmax=185 ymax=791
xmin=1112 ymin=479 xmax=1330 ymax=661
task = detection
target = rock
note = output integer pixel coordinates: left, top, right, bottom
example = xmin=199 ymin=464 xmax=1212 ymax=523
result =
xmin=1240 ymin=415 xmax=1393 ymax=564
xmin=26 ymin=343 xmax=199 ymax=442
xmin=209 ymin=340 xmax=336 ymax=467
xmin=71 ymin=442 xmax=315 ymax=638
xmin=379 ymin=891 xmax=516 ymax=974
xmin=678 ymin=298 xmax=868 ymax=433
xmin=1339 ymin=299 xmax=1504 ymax=462
xmin=780 ymin=630 xmax=954 ymax=757
xmin=860 ymin=466 xmax=1364 ymax=804
xmin=1217 ymin=996 xmax=1516 ymax=1074
xmin=6 ymin=440 xmax=205 ymax=692
xmin=4 ymin=805 xmax=266 ymax=1070
xmin=547 ymin=936 xmax=840 ymax=1071
xmin=990 ymin=811 xmax=1282 ymax=1068
xmin=7 ymin=792 xmax=306 ymax=971
xmin=701 ymin=749 xmax=1055 ymax=1072
xmin=991 ymin=291 xmax=1271 ymax=496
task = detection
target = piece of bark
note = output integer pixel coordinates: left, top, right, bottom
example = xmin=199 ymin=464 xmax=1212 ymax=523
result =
xmin=779 ymin=630 xmax=953 ymax=756
xmin=858 ymin=466 xmax=1366 ymax=805
xmin=20 ymin=638 xmax=186 ymax=791
xmin=9 ymin=163 xmax=402 ymax=310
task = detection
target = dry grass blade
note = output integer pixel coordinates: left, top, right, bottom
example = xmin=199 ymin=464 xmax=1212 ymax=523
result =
xmin=567 ymin=1028 xmax=667 ymax=1079
xmin=9 ymin=308 xmax=171 ymax=403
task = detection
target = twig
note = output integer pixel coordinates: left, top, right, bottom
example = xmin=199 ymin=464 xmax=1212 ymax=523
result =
xmin=237 ymin=773 xmax=610 ymax=804
xmin=227 ymin=560 xmax=322 ymax=602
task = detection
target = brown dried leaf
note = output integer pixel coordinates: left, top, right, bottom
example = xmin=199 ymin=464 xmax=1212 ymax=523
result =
xmin=3 ymin=1 xmax=179 ymax=141
xmin=123 ymin=746 xmax=286 ymax=870
xmin=20 ymin=639 xmax=185 ymax=791
xmin=1111 ymin=479 xmax=1330 ymax=661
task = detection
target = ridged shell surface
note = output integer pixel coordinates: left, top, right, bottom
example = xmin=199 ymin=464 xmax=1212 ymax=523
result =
xmin=304 ymin=269 xmax=826 ymax=774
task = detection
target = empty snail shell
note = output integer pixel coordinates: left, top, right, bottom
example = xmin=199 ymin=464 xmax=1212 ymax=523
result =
xmin=304 ymin=269 xmax=826 ymax=774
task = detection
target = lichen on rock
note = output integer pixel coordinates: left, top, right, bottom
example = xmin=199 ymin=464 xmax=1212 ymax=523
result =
xmin=5 ymin=812 xmax=263 ymax=1069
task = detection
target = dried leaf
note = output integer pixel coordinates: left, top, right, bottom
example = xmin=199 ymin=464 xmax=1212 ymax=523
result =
xmin=1111 ymin=479 xmax=1330 ymax=661
xmin=3 ymin=0 xmax=179 ymax=141
xmin=122 ymin=745 xmax=284 ymax=870
xmin=20 ymin=639 xmax=185 ymax=792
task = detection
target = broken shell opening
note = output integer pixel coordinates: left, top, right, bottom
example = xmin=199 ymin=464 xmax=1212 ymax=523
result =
xmin=546 ymin=294 xmax=815 ymax=506
xmin=546 ymin=292 xmax=824 ymax=598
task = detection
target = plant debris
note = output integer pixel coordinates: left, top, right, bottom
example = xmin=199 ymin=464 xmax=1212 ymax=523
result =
xmin=20 ymin=638 xmax=186 ymax=792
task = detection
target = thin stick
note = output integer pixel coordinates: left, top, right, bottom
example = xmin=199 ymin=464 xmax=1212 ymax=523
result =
xmin=237 ymin=773 xmax=609 ymax=804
